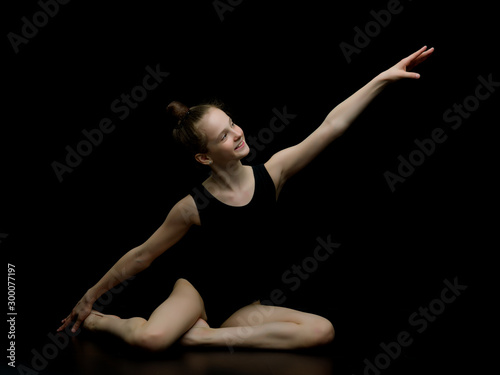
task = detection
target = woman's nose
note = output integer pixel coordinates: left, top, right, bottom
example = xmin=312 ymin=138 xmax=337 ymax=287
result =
xmin=233 ymin=128 xmax=243 ymax=140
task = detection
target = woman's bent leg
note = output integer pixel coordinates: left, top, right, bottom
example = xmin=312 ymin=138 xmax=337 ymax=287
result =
xmin=181 ymin=302 xmax=334 ymax=350
xmin=83 ymin=278 xmax=207 ymax=352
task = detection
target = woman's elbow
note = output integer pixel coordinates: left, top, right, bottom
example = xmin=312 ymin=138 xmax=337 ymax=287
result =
xmin=323 ymin=121 xmax=347 ymax=141
xmin=133 ymin=246 xmax=154 ymax=269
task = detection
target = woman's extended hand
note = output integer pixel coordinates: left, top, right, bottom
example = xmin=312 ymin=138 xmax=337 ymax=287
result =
xmin=380 ymin=46 xmax=434 ymax=82
xmin=57 ymin=293 xmax=94 ymax=333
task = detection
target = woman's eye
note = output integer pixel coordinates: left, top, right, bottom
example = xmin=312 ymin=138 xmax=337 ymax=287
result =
xmin=221 ymin=133 xmax=227 ymax=141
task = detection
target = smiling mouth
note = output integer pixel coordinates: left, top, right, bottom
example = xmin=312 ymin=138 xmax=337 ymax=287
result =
xmin=234 ymin=140 xmax=245 ymax=150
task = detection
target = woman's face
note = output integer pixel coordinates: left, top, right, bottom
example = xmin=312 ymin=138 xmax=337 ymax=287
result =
xmin=196 ymin=107 xmax=249 ymax=165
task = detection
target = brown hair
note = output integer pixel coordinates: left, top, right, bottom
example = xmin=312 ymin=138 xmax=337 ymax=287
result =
xmin=166 ymin=100 xmax=225 ymax=155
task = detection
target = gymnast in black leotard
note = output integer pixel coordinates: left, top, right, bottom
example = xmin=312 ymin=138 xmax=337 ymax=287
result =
xmin=59 ymin=46 xmax=433 ymax=352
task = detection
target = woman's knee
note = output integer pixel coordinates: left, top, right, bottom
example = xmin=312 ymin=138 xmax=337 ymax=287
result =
xmin=120 ymin=318 xmax=169 ymax=352
xmin=132 ymin=326 xmax=171 ymax=352
xmin=303 ymin=316 xmax=335 ymax=347
xmin=173 ymin=278 xmax=201 ymax=299
xmin=174 ymin=277 xmax=191 ymax=287
xmin=173 ymin=279 xmax=206 ymax=315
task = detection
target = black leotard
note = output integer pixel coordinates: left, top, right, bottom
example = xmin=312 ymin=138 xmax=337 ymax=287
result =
xmin=187 ymin=164 xmax=277 ymax=327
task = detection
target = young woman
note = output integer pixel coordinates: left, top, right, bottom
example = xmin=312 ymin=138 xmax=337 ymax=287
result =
xmin=58 ymin=46 xmax=433 ymax=352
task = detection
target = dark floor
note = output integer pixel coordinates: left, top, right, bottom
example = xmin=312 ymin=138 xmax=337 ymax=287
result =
xmin=69 ymin=340 xmax=338 ymax=375
xmin=7 ymin=335 xmax=359 ymax=375
xmin=8 ymin=333 xmax=340 ymax=375
xmin=5 ymin=334 xmax=480 ymax=375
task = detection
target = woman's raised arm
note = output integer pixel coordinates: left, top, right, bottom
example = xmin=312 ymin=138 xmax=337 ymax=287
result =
xmin=57 ymin=195 xmax=199 ymax=333
xmin=265 ymin=46 xmax=434 ymax=194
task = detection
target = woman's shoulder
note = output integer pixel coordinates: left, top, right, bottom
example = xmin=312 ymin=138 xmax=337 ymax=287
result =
xmin=171 ymin=195 xmax=201 ymax=226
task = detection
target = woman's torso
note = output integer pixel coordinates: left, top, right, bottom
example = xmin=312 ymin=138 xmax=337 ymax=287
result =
xmin=186 ymin=164 xmax=278 ymax=326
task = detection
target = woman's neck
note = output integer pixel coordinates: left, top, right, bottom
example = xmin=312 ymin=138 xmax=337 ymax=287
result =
xmin=208 ymin=161 xmax=249 ymax=192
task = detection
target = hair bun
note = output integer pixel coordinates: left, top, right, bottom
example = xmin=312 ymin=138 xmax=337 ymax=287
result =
xmin=166 ymin=101 xmax=190 ymax=128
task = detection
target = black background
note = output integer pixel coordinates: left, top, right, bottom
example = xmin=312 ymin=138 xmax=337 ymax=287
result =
xmin=2 ymin=0 xmax=498 ymax=374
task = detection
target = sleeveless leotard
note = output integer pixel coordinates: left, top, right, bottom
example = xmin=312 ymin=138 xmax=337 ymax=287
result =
xmin=187 ymin=164 xmax=277 ymax=327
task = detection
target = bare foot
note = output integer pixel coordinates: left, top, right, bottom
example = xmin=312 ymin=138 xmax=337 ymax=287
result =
xmin=179 ymin=318 xmax=213 ymax=346
xmin=83 ymin=310 xmax=120 ymax=332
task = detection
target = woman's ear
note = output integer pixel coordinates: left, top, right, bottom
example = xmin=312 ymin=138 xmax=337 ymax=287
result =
xmin=195 ymin=153 xmax=212 ymax=166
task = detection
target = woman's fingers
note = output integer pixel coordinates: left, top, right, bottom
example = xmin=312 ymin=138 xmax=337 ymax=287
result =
xmin=405 ymin=45 xmax=429 ymax=63
xmin=399 ymin=70 xmax=421 ymax=80
xmin=57 ymin=317 xmax=69 ymax=331
xmin=406 ymin=47 xmax=434 ymax=71
xmin=57 ymin=320 xmax=67 ymax=332
xmin=71 ymin=320 xmax=82 ymax=333
xmin=396 ymin=46 xmax=434 ymax=79
xmin=57 ymin=314 xmax=74 ymax=332
xmin=415 ymin=47 xmax=434 ymax=65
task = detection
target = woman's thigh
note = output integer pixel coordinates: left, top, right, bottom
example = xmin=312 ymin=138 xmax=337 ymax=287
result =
xmin=220 ymin=301 xmax=329 ymax=329
xmin=141 ymin=279 xmax=207 ymax=342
